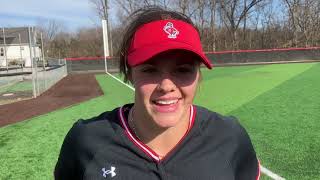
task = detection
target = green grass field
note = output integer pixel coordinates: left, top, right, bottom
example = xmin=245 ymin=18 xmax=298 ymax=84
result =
xmin=0 ymin=62 xmax=319 ymax=179
xmin=0 ymin=80 xmax=33 ymax=94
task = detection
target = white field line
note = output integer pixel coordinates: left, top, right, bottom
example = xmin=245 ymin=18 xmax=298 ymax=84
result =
xmin=105 ymin=72 xmax=286 ymax=180
xmin=260 ymin=165 xmax=286 ymax=180
xmin=106 ymin=72 xmax=135 ymax=91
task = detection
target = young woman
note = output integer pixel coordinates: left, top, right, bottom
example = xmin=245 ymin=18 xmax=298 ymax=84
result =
xmin=55 ymin=7 xmax=260 ymax=180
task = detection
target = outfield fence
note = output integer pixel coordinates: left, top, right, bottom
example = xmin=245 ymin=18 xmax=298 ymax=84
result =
xmin=206 ymin=47 xmax=320 ymax=64
xmin=66 ymin=57 xmax=119 ymax=73
xmin=65 ymin=47 xmax=320 ymax=74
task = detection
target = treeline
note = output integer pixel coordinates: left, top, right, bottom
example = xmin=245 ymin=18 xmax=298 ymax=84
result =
xmin=40 ymin=0 xmax=320 ymax=58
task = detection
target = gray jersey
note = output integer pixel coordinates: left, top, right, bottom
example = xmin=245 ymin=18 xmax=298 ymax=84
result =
xmin=54 ymin=104 xmax=260 ymax=180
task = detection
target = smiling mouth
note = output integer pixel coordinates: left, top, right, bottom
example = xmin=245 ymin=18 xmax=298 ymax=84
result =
xmin=153 ymin=99 xmax=179 ymax=105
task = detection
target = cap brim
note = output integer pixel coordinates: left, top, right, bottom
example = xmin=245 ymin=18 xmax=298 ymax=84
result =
xmin=128 ymin=41 xmax=212 ymax=69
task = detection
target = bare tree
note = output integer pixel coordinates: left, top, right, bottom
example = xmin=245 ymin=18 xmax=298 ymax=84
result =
xmin=36 ymin=19 xmax=64 ymax=42
xmin=284 ymin=0 xmax=320 ymax=47
xmin=49 ymin=32 xmax=72 ymax=58
xmin=208 ymin=0 xmax=217 ymax=51
xmin=218 ymin=0 xmax=265 ymax=49
xmin=90 ymin=0 xmax=115 ymax=55
xmin=36 ymin=19 xmax=65 ymax=58
xmin=79 ymin=0 xmax=320 ymax=56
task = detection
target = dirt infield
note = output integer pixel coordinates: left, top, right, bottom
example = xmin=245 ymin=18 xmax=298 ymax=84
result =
xmin=0 ymin=74 xmax=103 ymax=127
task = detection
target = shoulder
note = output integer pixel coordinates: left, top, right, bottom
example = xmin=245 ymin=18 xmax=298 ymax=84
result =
xmin=68 ymin=106 xmax=121 ymax=143
xmin=194 ymin=105 xmax=257 ymax=163
xmin=194 ymin=106 xmax=259 ymax=179
xmin=194 ymin=105 xmax=245 ymax=136
xmin=54 ymin=106 xmax=123 ymax=178
xmin=58 ymin=106 xmax=125 ymax=159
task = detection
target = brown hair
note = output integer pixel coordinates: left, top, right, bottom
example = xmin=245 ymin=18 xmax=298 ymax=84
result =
xmin=118 ymin=6 xmax=199 ymax=83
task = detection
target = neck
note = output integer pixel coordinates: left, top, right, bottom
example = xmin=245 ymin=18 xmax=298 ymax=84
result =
xmin=129 ymin=105 xmax=190 ymax=158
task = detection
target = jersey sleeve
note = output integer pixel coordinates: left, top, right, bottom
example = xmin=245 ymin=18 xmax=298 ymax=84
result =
xmin=54 ymin=121 xmax=82 ymax=180
xmin=231 ymin=117 xmax=260 ymax=180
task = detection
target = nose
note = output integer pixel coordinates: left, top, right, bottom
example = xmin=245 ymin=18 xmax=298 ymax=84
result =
xmin=157 ymin=75 xmax=176 ymax=93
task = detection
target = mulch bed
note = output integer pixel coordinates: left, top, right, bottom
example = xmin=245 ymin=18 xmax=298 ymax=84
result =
xmin=0 ymin=74 xmax=103 ymax=127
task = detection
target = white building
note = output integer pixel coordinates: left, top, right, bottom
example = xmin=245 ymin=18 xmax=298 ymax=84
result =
xmin=0 ymin=27 xmax=42 ymax=68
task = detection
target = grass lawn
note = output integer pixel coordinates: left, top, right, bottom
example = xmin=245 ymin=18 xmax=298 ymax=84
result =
xmin=0 ymin=80 xmax=33 ymax=94
xmin=0 ymin=62 xmax=319 ymax=179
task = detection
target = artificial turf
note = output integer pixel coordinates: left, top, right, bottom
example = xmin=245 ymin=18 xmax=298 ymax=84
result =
xmin=0 ymin=80 xmax=33 ymax=94
xmin=229 ymin=63 xmax=320 ymax=179
xmin=0 ymin=75 xmax=134 ymax=179
xmin=196 ymin=63 xmax=315 ymax=114
xmin=0 ymin=62 xmax=319 ymax=179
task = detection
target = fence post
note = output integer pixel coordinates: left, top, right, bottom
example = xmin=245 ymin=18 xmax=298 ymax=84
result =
xmin=28 ymin=27 xmax=36 ymax=98
xmin=41 ymin=33 xmax=47 ymax=90
xmin=18 ymin=33 xmax=23 ymax=70
xmin=2 ymin=28 xmax=8 ymax=72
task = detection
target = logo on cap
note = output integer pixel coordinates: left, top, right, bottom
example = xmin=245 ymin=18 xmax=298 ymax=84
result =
xmin=163 ymin=22 xmax=179 ymax=39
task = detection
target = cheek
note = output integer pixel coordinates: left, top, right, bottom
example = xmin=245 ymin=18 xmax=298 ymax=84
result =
xmin=135 ymin=81 xmax=156 ymax=102
xmin=180 ymin=75 xmax=199 ymax=101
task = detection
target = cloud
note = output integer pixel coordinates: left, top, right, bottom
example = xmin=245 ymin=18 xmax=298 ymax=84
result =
xmin=1 ymin=0 xmax=99 ymax=29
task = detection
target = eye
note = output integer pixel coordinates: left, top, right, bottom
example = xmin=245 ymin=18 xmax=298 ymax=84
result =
xmin=175 ymin=65 xmax=195 ymax=74
xmin=140 ymin=66 xmax=157 ymax=73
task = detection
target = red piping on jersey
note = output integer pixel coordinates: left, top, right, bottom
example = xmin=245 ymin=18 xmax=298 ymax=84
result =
xmin=118 ymin=107 xmax=160 ymax=161
xmin=256 ymin=159 xmax=261 ymax=180
xmin=118 ymin=105 xmax=196 ymax=163
xmin=159 ymin=106 xmax=196 ymax=163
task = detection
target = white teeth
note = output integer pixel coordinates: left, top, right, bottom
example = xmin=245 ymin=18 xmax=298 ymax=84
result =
xmin=156 ymin=99 xmax=178 ymax=105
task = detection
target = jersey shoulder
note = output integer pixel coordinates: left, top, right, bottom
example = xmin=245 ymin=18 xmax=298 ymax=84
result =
xmin=194 ymin=106 xmax=259 ymax=179
xmin=54 ymin=107 xmax=123 ymax=179
xmin=194 ymin=105 xmax=255 ymax=157
xmin=63 ymin=107 xmax=123 ymax=154
xmin=194 ymin=105 xmax=245 ymax=136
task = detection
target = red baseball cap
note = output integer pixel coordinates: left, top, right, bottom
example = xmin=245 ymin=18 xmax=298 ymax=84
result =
xmin=127 ymin=19 xmax=212 ymax=69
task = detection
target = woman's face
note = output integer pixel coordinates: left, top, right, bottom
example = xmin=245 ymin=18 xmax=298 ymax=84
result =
xmin=130 ymin=52 xmax=200 ymax=129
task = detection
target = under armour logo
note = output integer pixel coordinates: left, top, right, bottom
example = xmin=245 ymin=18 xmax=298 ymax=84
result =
xmin=163 ymin=22 xmax=179 ymax=39
xmin=102 ymin=166 xmax=116 ymax=178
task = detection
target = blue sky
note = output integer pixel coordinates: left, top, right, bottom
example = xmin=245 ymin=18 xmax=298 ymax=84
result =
xmin=0 ymin=0 xmax=111 ymax=31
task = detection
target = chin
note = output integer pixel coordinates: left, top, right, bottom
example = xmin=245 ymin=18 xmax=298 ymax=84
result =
xmin=145 ymin=100 xmax=190 ymax=128
xmin=150 ymin=108 xmax=185 ymax=128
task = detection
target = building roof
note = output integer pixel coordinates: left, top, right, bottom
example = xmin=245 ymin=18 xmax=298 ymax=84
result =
xmin=0 ymin=27 xmax=38 ymax=45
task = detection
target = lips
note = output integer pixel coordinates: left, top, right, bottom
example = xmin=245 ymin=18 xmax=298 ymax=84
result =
xmin=152 ymin=98 xmax=180 ymax=113
xmin=154 ymin=99 xmax=179 ymax=105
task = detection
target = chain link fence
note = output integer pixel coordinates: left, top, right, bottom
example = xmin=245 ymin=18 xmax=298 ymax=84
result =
xmin=0 ymin=58 xmax=67 ymax=105
xmin=0 ymin=27 xmax=67 ymax=105
xmin=66 ymin=57 xmax=119 ymax=74
xmin=65 ymin=47 xmax=320 ymax=74
xmin=32 ymin=58 xmax=67 ymax=97
xmin=206 ymin=47 xmax=320 ymax=65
